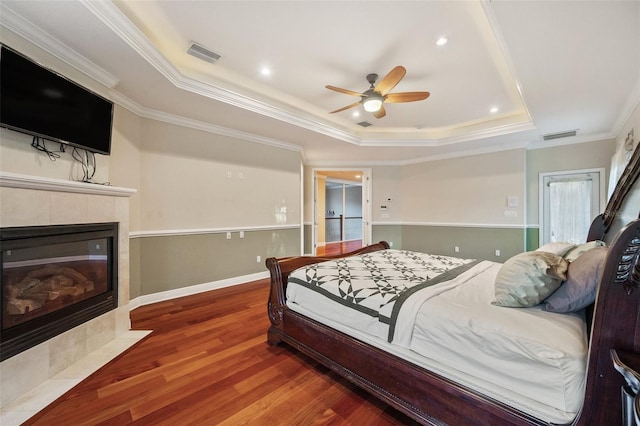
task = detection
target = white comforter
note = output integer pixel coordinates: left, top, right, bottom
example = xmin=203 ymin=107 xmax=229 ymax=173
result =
xmin=286 ymin=252 xmax=588 ymax=424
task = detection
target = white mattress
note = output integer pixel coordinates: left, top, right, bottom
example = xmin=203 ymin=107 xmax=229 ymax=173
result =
xmin=286 ymin=258 xmax=588 ymax=424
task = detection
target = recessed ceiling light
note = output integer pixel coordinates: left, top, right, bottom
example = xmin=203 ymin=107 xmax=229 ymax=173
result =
xmin=490 ymin=106 xmax=499 ymax=113
xmin=260 ymin=67 xmax=271 ymax=76
xmin=352 ymin=111 xmax=360 ymax=118
xmin=436 ymin=37 xmax=448 ymax=47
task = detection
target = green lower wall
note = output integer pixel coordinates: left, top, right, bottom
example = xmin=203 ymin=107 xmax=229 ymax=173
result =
xmin=304 ymin=224 xmax=312 ymax=254
xmin=130 ymin=224 xmax=527 ymax=299
xmin=400 ymin=225 xmax=525 ymax=261
xmin=372 ymin=224 xmax=402 ymax=248
xmin=130 ymin=228 xmax=300 ymax=297
xmin=130 ymin=237 xmax=142 ymax=300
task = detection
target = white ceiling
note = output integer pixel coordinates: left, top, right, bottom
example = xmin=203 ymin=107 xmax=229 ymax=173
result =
xmin=1 ymin=1 xmax=639 ymax=165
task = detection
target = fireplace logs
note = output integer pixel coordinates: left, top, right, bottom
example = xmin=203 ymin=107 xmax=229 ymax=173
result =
xmin=5 ymin=264 xmax=95 ymax=315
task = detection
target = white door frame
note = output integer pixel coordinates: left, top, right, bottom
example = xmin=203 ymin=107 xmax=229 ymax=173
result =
xmin=538 ymin=168 xmax=605 ymax=245
xmin=312 ymin=168 xmax=372 ymax=255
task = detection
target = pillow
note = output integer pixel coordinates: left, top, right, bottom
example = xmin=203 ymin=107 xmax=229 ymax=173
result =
xmin=543 ymin=247 xmax=608 ymax=313
xmin=535 ymin=242 xmax=576 ymax=256
xmin=563 ymin=240 xmax=606 ymax=262
xmin=493 ymin=251 xmax=569 ymax=308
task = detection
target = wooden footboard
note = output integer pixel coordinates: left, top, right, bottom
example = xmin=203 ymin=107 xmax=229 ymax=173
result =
xmin=265 ymin=218 xmax=640 ymax=425
xmin=266 ymin=241 xmax=389 ymax=345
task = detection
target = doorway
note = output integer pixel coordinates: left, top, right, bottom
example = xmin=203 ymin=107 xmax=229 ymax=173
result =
xmin=539 ymin=168 xmax=605 ymax=245
xmin=313 ymin=169 xmax=372 ymax=255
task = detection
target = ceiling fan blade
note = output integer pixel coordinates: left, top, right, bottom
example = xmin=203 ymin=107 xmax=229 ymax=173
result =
xmin=372 ymin=105 xmax=386 ymax=119
xmin=325 ymin=85 xmax=363 ymax=97
xmin=384 ymin=92 xmax=431 ymax=103
xmin=374 ymin=66 xmax=406 ymax=96
xmin=329 ymin=101 xmax=361 ymax=114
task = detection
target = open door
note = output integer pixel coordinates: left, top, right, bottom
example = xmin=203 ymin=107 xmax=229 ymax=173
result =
xmin=312 ymin=168 xmax=371 ymax=255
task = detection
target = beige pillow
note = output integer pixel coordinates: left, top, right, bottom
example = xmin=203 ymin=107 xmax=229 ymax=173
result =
xmin=493 ymin=251 xmax=569 ymax=308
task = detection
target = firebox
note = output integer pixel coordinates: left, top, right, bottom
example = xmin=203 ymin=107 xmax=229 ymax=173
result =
xmin=1 ymin=223 xmax=118 ymax=361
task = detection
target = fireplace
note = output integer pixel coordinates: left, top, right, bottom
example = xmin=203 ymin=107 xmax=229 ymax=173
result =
xmin=1 ymin=222 xmax=118 ymax=361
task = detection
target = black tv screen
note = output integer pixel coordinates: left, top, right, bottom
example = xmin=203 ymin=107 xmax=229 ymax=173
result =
xmin=0 ymin=45 xmax=114 ymax=155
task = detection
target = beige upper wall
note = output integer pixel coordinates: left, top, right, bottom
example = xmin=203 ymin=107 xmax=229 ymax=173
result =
xmin=138 ymin=119 xmax=302 ymax=231
xmin=526 ymin=139 xmax=616 ymax=224
xmin=305 ymin=150 xmax=525 ymax=227
xmin=107 ymin=106 xmax=143 ymax=232
xmin=401 ymin=149 xmax=526 ymax=225
xmin=370 ymin=166 xmax=403 ymax=224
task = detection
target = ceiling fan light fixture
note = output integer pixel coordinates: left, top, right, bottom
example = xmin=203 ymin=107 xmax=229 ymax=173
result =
xmin=363 ymin=94 xmax=383 ymax=112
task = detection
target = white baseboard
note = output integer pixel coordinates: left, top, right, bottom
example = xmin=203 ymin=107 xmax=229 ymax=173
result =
xmin=128 ymin=271 xmax=270 ymax=309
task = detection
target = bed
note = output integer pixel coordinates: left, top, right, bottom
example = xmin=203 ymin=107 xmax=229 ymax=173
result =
xmin=266 ymin=145 xmax=640 ymax=425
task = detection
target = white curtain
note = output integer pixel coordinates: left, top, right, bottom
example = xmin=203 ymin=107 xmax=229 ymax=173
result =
xmin=549 ymin=180 xmax=592 ymax=244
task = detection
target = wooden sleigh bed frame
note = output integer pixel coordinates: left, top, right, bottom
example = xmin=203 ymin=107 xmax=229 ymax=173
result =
xmin=266 ymin=146 xmax=640 ymax=425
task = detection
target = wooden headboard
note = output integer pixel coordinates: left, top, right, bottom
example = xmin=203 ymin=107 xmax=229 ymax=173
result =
xmin=588 ymin=141 xmax=640 ymax=243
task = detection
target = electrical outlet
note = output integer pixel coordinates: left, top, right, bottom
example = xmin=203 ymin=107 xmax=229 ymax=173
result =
xmin=256 ymin=255 xmax=261 ymax=263
xmin=389 ymin=242 xmax=393 ymax=247
xmin=239 ymin=231 xmax=244 ymax=238
xmin=495 ymin=249 xmax=501 ymax=257
xmin=454 ymin=246 xmax=459 ymax=253
xmin=226 ymin=232 xmax=231 ymax=240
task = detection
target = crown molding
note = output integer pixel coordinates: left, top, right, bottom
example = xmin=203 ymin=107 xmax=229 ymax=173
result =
xmin=359 ymin=121 xmax=536 ymax=148
xmin=480 ymin=0 xmax=534 ymax=125
xmin=80 ymin=0 xmax=360 ymax=146
xmin=610 ymin=78 xmax=640 ymax=139
xmin=109 ymin=91 xmax=304 ymax=154
xmin=0 ymin=4 xmax=119 ymax=88
xmin=82 ymin=1 xmax=541 ymax=150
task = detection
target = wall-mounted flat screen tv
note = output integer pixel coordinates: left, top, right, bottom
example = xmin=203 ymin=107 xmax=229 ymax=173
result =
xmin=0 ymin=45 xmax=114 ymax=155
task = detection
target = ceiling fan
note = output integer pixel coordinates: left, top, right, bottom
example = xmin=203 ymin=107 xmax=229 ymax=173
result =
xmin=325 ymin=66 xmax=430 ymax=119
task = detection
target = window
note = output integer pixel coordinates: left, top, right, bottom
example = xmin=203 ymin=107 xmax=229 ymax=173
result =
xmin=540 ymin=169 xmax=604 ymax=245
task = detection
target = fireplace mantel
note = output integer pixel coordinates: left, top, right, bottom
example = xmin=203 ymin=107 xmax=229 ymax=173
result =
xmin=0 ymin=172 xmax=139 ymax=418
xmin=0 ymin=171 xmax=136 ymax=197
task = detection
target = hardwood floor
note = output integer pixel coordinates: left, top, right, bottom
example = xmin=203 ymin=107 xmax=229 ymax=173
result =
xmin=316 ymin=240 xmax=363 ymax=256
xmin=23 ymin=279 xmax=416 ymax=425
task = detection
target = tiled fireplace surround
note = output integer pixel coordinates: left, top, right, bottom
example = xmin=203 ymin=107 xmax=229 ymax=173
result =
xmin=0 ymin=172 xmax=148 ymax=424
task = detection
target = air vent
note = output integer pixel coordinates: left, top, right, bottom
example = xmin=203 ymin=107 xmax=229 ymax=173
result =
xmin=542 ymin=130 xmax=577 ymax=141
xmin=357 ymin=121 xmax=372 ymax=127
xmin=187 ymin=42 xmax=221 ymax=63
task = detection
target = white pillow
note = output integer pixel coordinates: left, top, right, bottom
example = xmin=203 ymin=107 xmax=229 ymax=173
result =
xmin=535 ymin=242 xmax=576 ymax=256
xmin=493 ymin=251 xmax=569 ymax=308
